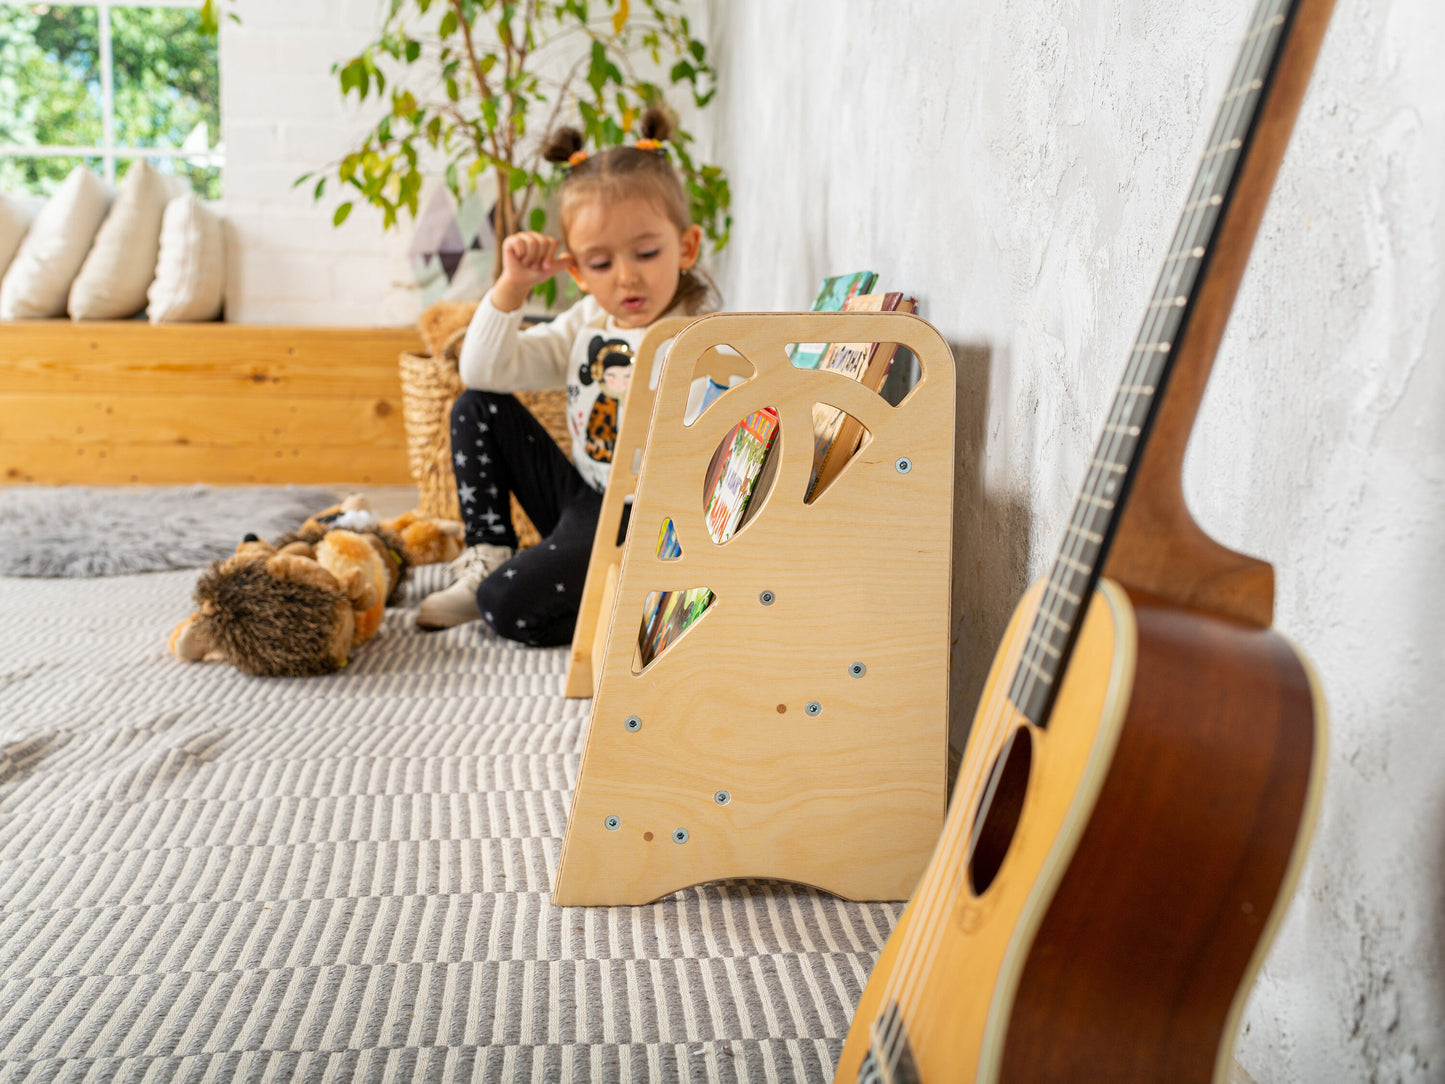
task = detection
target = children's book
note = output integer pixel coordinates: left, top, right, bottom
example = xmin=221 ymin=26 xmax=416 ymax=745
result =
xmin=805 ymin=291 xmax=916 ymax=503
xmin=788 ymin=270 xmax=877 ymax=369
xmin=638 ymin=406 xmax=781 ymax=667
xmin=704 ymin=406 xmax=781 ymax=542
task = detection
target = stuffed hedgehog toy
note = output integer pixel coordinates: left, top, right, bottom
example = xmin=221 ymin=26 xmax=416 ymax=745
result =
xmin=167 ymin=496 xmax=465 ymax=677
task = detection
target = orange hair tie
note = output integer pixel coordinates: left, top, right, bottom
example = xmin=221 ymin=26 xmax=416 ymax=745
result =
xmin=566 ymin=149 xmax=590 ymax=167
xmin=634 ymin=138 xmax=665 ymax=154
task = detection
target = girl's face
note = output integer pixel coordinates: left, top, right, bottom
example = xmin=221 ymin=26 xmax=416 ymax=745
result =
xmin=565 ymin=196 xmax=703 ymax=329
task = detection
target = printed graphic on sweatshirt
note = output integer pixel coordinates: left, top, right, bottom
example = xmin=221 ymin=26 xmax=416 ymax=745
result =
xmin=576 ymin=336 xmax=635 ymax=464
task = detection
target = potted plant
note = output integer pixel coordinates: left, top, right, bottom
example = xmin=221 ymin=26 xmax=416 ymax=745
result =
xmin=299 ymin=0 xmax=730 ymax=306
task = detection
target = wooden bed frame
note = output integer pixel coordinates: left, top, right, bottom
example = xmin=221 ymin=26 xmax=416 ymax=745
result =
xmin=0 ymin=320 xmax=422 ymax=485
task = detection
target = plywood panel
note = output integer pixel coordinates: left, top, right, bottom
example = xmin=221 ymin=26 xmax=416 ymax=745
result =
xmin=554 ymin=311 xmax=956 ymax=906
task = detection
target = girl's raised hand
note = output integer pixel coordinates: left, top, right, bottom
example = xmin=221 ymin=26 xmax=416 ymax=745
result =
xmin=501 ymin=231 xmax=572 ymax=288
xmin=491 ymin=231 xmax=574 ymax=312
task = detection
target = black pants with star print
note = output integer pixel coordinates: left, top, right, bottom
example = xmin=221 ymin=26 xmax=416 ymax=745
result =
xmin=449 ymin=389 xmax=602 ymax=647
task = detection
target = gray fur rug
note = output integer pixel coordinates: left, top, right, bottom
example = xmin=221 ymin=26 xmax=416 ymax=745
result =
xmin=0 ymin=485 xmax=339 ymax=577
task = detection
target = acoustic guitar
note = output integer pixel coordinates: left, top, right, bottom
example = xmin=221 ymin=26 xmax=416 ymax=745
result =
xmin=837 ymin=1 xmax=1333 ymax=1080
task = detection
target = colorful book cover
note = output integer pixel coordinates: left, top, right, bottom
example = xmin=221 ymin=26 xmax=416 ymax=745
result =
xmin=788 ymin=270 xmax=877 ymax=369
xmin=705 ymin=407 xmax=781 ymax=542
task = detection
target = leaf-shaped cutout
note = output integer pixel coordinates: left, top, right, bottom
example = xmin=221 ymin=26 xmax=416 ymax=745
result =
xmin=805 ymin=402 xmax=872 ymax=504
xmin=635 ymin=586 xmax=714 ymax=671
xmin=655 ymin=516 xmax=681 ymax=560
xmin=702 ymin=406 xmax=780 ymax=542
xmin=679 ymin=344 xmax=756 ymax=425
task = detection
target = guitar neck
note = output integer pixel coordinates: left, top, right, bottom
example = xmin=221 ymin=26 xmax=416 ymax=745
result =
xmin=1008 ymin=0 xmax=1335 ymax=727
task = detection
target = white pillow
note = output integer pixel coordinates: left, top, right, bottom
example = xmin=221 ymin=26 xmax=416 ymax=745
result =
xmin=0 ymin=167 xmax=113 ymax=319
xmin=147 ymin=193 xmax=225 ymax=323
xmin=0 ymin=193 xmax=42 ymax=280
xmin=69 ymin=161 xmax=184 ymax=320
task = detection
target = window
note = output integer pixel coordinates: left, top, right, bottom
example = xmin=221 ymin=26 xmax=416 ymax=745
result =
xmin=0 ymin=0 xmax=221 ymax=197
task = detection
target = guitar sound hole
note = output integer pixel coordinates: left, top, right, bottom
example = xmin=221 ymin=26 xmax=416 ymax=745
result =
xmin=968 ymin=725 xmax=1033 ymax=896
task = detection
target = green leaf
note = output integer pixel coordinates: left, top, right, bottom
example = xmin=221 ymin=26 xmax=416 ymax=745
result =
xmin=587 ymin=40 xmax=609 ymax=94
xmin=529 ymin=207 xmax=546 ymax=231
xmin=333 ymin=202 xmax=353 ymax=227
xmin=689 ymin=39 xmax=705 ymax=62
xmin=439 ymin=9 xmax=457 ymax=37
xmin=313 ymin=176 xmax=326 ymax=200
xmin=405 ymin=38 xmax=421 ymax=62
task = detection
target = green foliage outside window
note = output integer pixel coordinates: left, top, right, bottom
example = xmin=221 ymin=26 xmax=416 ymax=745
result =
xmin=0 ymin=3 xmax=221 ymax=198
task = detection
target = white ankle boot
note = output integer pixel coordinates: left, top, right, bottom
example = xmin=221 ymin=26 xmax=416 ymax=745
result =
xmin=416 ymin=543 xmax=515 ymax=630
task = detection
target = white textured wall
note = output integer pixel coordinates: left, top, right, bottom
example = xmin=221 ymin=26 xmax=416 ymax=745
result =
xmin=219 ymin=0 xmax=416 ymax=325
xmin=705 ymin=0 xmax=1444 ymax=1080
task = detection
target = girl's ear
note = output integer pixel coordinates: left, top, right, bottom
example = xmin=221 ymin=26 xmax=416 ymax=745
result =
xmin=679 ymin=224 xmax=703 ymax=270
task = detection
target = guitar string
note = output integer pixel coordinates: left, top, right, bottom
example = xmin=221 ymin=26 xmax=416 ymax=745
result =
xmin=864 ymin=1 xmax=1288 ymax=1073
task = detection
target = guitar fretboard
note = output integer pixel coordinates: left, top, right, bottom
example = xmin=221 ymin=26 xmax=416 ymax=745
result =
xmin=1008 ymin=0 xmax=1298 ymax=726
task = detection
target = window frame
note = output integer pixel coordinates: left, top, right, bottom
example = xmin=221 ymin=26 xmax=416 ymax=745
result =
xmin=0 ymin=0 xmax=223 ymax=186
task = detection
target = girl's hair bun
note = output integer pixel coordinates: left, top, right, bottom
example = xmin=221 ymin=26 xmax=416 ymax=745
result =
xmin=637 ymin=107 xmax=675 ymax=144
xmin=542 ymin=126 xmax=586 ymax=165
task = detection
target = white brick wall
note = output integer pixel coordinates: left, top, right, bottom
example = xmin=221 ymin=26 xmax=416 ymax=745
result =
xmin=219 ymin=0 xmax=421 ymax=326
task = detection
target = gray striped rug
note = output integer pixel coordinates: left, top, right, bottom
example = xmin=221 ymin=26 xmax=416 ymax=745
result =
xmin=0 ymin=564 xmax=897 ymax=1082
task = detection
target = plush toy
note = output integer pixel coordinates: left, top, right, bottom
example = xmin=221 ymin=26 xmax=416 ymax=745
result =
xmin=167 ymin=496 xmax=465 ymax=677
xmin=381 ymin=509 xmax=466 ymax=566
xmin=281 ymin=494 xmax=466 ymax=572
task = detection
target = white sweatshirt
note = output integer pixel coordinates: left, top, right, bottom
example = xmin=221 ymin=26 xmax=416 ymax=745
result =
xmin=457 ymin=291 xmax=662 ymax=493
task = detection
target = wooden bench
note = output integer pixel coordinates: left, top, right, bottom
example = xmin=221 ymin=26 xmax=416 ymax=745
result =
xmin=0 ymin=321 xmax=422 ymax=485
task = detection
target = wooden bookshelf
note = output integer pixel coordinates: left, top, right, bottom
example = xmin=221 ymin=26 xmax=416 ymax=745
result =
xmin=0 ymin=321 xmax=421 ymax=485
xmin=553 ymin=310 xmax=957 ymax=906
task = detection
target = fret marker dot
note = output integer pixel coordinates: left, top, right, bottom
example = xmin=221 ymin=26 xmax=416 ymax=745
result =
xmin=1210 ymin=194 xmax=1223 ymax=206
xmin=1230 ymin=139 xmax=1243 ymax=150
xmin=1251 ymin=79 xmax=1264 ymax=90
xmin=1193 ymin=247 xmax=1206 ymax=257
xmin=1174 ymin=296 xmax=1187 ymax=307
xmin=1158 ymin=343 xmax=1171 ymax=353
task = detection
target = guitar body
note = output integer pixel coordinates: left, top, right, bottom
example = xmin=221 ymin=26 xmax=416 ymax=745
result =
xmin=837 ymin=578 xmax=1326 ymax=1083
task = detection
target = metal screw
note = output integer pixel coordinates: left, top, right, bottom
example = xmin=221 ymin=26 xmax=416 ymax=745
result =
xmin=714 ymin=790 xmax=731 ymax=805
xmin=759 ymin=590 xmax=775 ymax=606
xmin=895 ymin=456 xmax=913 ymax=474
xmin=605 ymin=816 xmax=621 ymax=831
xmin=805 ymin=701 xmax=822 ymax=716
xmin=624 ymin=715 xmax=642 ymax=732
xmin=673 ymin=828 xmax=690 ymax=843
xmin=849 ymin=662 xmax=866 ymax=678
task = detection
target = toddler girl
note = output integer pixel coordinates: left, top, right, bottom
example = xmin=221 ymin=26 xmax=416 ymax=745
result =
xmin=417 ymin=108 xmax=715 ymax=644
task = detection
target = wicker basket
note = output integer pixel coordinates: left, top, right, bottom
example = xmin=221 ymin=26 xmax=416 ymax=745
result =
xmin=398 ymin=344 xmax=571 ymax=549
xmin=399 ymin=350 xmax=465 ymax=522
